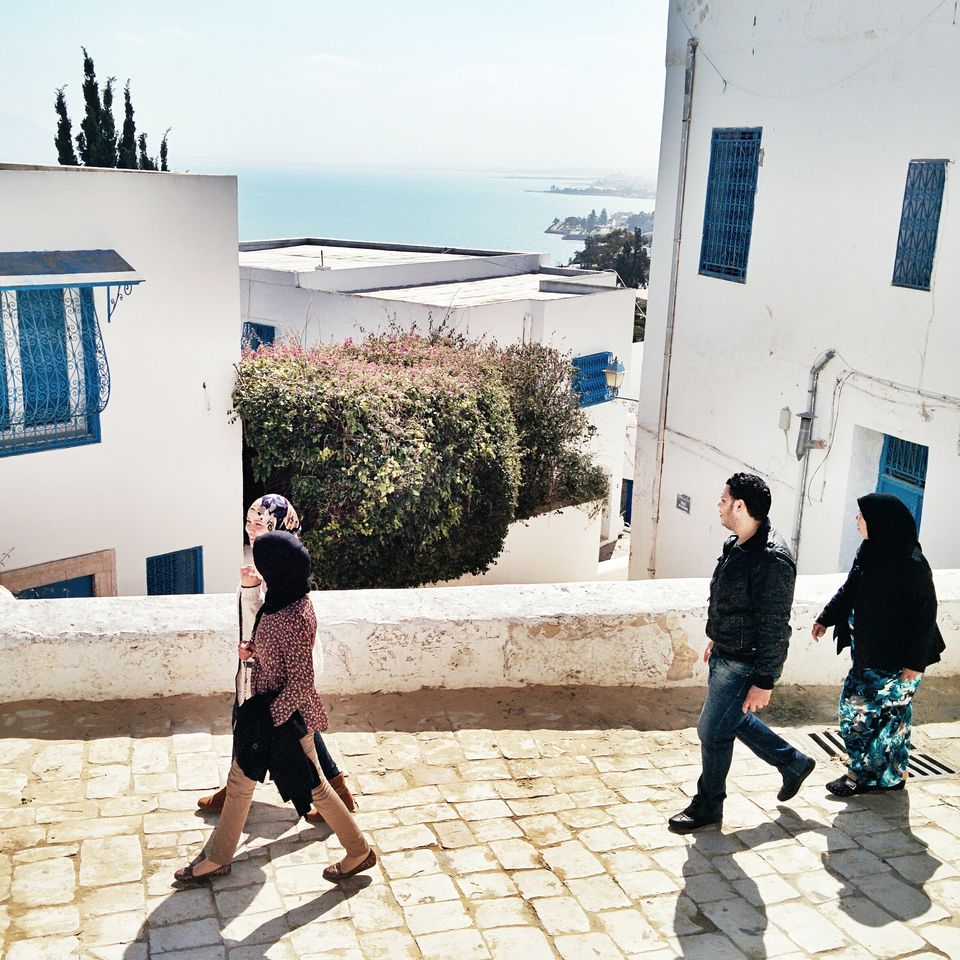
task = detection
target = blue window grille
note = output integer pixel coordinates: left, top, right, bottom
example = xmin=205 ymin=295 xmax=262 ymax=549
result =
xmin=892 ymin=160 xmax=947 ymax=291
xmin=0 ymin=286 xmax=109 ymax=456
xmin=699 ymin=128 xmax=763 ymax=283
xmin=876 ymin=435 xmax=927 ymax=530
xmin=572 ymin=352 xmax=615 ymax=407
xmin=242 ymin=321 xmax=276 ymax=350
xmin=146 ymin=546 xmax=204 ymax=596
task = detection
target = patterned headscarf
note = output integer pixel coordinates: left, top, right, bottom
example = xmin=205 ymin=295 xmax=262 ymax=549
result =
xmin=247 ymin=494 xmax=302 ymax=539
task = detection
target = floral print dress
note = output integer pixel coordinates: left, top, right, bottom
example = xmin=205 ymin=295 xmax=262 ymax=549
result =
xmin=251 ymin=596 xmax=328 ymax=733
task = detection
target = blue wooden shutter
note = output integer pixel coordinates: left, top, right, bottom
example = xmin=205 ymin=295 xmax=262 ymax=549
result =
xmin=146 ymin=546 xmax=204 ymax=595
xmin=699 ymin=128 xmax=763 ymax=282
xmin=18 ymin=289 xmax=71 ymax=427
xmin=892 ymin=160 xmax=946 ymax=291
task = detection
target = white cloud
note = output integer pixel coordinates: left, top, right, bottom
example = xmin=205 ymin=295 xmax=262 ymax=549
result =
xmin=116 ymin=32 xmax=148 ymax=47
xmin=161 ymin=26 xmax=199 ymax=41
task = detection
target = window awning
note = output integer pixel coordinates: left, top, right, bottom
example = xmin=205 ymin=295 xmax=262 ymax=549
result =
xmin=0 ymin=249 xmax=143 ymax=290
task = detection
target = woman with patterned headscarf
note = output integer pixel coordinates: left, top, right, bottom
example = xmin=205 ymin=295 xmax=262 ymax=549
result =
xmin=812 ymin=493 xmax=944 ymax=796
xmin=176 ymin=531 xmax=375 ymax=885
xmin=197 ymin=495 xmax=356 ymax=819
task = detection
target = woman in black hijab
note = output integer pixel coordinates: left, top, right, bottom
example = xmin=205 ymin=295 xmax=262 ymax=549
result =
xmin=175 ymin=532 xmax=376 ymax=884
xmin=813 ymin=493 xmax=944 ymax=796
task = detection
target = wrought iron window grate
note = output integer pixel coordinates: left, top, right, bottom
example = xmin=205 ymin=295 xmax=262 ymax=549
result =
xmin=242 ymin=321 xmax=276 ymax=350
xmin=805 ymin=729 xmax=956 ymax=782
xmin=572 ymin=351 xmax=614 ymax=407
xmin=146 ymin=546 xmax=204 ymax=596
xmin=892 ymin=160 xmax=947 ymax=291
xmin=699 ymin=128 xmax=762 ymax=283
xmin=0 ymin=287 xmax=110 ymax=457
xmin=881 ymin=435 xmax=928 ymax=487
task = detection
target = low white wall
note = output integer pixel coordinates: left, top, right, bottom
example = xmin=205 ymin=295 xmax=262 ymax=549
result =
xmin=436 ymin=503 xmax=602 ymax=587
xmin=3 ymin=571 xmax=958 ymax=702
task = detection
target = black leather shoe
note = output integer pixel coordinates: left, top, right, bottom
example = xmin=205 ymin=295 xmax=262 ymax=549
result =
xmin=668 ymin=808 xmax=722 ymax=834
xmin=778 ymin=756 xmax=816 ymax=802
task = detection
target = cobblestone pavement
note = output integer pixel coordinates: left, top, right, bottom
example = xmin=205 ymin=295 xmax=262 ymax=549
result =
xmin=2 ymin=685 xmax=960 ymax=960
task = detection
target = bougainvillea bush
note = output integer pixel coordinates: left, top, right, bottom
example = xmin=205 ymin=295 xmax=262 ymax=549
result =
xmin=495 ymin=341 xmax=607 ymax=521
xmin=232 ymin=331 xmax=608 ymax=589
xmin=232 ymin=333 xmax=521 ymax=588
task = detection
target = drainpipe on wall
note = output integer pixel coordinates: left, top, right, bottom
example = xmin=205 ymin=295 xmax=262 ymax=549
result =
xmin=790 ymin=348 xmax=837 ymax=563
xmin=647 ymin=36 xmax=698 ymax=578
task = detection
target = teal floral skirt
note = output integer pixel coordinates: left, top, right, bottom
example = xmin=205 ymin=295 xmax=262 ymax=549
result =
xmin=838 ymin=667 xmax=922 ymax=788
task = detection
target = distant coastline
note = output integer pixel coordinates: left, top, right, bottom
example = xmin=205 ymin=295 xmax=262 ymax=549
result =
xmin=529 ymin=187 xmax=656 ymax=199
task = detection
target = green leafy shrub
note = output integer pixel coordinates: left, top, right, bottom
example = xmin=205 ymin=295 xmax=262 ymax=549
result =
xmin=496 ymin=341 xmax=608 ymax=520
xmin=232 ymin=333 xmax=520 ymax=588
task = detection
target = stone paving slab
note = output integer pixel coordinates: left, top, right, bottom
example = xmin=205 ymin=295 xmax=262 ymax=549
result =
xmin=1 ymin=685 xmax=959 ymax=959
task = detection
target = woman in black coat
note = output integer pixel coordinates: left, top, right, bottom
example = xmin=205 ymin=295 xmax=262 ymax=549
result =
xmin=812 ymin=493 xmax=944 ymax=796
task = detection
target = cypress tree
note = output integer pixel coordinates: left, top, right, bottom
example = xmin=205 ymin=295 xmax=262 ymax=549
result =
xmin=100 ymin=77 xmax=118 ymax=168
xmin=76 ymin=47 xmax=104 ymax=166
xmin=137 ymin=133 xmax=158 ymax=171
xmin=159 ymin=128 xmax=171 ymax=172
xmin=117 ymin=80 xmax=138 ymax=169
xmin=53 ymin=87 xmax=79 ymax=166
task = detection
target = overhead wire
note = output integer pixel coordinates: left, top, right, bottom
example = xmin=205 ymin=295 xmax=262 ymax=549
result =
xmin=676 ymin=0 xmax=952 ymax=100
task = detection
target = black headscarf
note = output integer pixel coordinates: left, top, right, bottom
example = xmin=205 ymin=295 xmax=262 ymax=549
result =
xmin=857 ymin=492 xmax=918 ymax=562
xmin=252 ymin=531 xmax=311 ymax=614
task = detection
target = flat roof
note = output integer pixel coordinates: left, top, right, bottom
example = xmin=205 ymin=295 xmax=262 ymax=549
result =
xmin=239 ymin=243 xmax=477 ymax=273
xmin=359 ymin=273 xmax=580 ymax=306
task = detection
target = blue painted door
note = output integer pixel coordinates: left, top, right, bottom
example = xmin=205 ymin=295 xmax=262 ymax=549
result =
xmin=876 ymin=435 xmax=927 ymax=531
xmin=621 ymin=479 xmax=634 ymax=524
xmin=16 ymin=575 xmax=94 ymax=599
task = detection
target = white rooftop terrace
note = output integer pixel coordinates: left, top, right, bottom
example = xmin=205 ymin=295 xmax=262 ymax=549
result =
xmin=357 ymin=272 xmax=611 ymax=307
xmin=237 ymin=237 xmax=616 ymax=296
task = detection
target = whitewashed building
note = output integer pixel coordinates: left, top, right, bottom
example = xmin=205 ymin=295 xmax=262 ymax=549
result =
xmin=240 ymin=239 xmax=637 ymax=549
xmin=631 ymin=1 xmax=960 ymax=579
xmin=0 ymin=164 xmax=242 ymax=597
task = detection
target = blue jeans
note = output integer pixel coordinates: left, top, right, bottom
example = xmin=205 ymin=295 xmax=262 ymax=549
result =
xmin=313 ymin=731 xmax=341 ymax=781
xmin=693 ymin=654 xmax=808 ymax=817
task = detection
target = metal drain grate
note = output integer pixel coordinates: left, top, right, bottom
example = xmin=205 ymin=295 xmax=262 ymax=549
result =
xmin=804 ymin=729 xmax=958 ymax=782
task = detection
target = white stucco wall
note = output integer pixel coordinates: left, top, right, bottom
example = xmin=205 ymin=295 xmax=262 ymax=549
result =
xmin=435 ymin=502 xmax=602 ymax=587
xmin=631 ymin=1 xmax=960 ymax=580
xmin=3 ymin=570 xmax=958 ymax=702
xmin=0 ymin=165 xmax=242 ymax=594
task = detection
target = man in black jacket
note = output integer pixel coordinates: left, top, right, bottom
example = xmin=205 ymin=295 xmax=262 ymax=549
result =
xmin=669 ymin=473 xmax=816 ymax=833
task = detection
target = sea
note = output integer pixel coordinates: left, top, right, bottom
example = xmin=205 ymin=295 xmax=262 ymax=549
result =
xmin=222 ymin=166 xmax=656 ymax=267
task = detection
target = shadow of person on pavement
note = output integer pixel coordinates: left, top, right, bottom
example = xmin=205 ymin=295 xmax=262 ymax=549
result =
xmin=821 ymin=786 xmax=942 ymax=927
xmin=122 ymin=812 xmax=373 ymax=958
xmin=672 ymin=807 xmax=829 ymax=959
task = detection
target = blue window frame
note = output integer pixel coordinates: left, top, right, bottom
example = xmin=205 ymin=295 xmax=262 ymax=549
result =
xmin=876 ymin=434 xmax=927 ymax=530
xmin=16 ymin=575 xmax=95 ymax=599
xmin=892 ymin=160 xmax=947 ymax=291
xmin=146 ymin=546 xmax=204 ymax=596
xmin=699 ymin=127 xmax=763 ymax=283
xmin=242 ymin=321 xmax=276 ymax=350
xmin=0 ymin=286 xmax=109 ymax=456
xmin=572 ymin=352 xmax=615 ymax=407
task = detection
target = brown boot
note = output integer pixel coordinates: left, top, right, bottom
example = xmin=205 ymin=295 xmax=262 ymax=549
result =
xmin=304 ymin=773 xmax=356 ymax=824
xmin=330 ymin=773 xmax=356 ymax=812
xmin=197 ymin=786 xmax=227 ymax=813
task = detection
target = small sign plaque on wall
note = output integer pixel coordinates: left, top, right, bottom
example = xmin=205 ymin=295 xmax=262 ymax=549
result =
xmin=676 ymin=494 xmax=691 ymax=514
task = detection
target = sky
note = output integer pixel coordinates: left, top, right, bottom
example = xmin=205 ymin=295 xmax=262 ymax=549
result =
xmin=1 ymin=0 xmax=668 ymax=175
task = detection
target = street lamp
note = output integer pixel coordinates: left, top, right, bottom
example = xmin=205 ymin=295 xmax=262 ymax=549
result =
xmin=604 ymin=356 xmax=626 ymax=396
